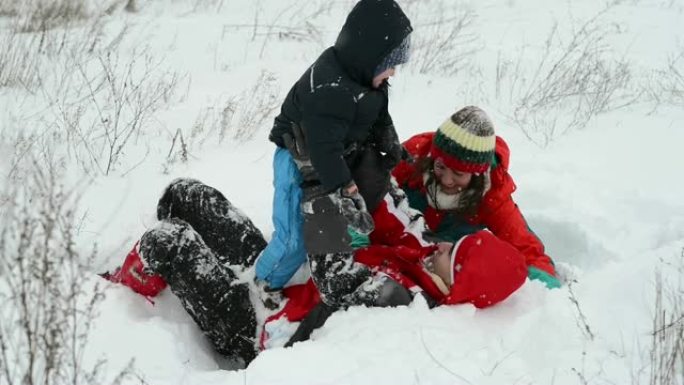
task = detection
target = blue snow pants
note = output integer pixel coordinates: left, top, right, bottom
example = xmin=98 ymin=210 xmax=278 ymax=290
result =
xmin=255 ymin=147 xmax=307 ymax=288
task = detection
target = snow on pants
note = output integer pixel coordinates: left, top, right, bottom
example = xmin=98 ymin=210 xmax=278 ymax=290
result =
xmin=139 ymin=178 xmax=267 ymax=365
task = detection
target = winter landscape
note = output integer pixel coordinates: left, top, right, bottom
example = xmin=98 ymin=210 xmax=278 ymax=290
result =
xmin=1 ymin=0 xmax=683 ymax=384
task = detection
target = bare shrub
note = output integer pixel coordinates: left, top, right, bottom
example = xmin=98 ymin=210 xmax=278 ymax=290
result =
xmin=231 ymin=71 xmax=280 ymax=141
xmin=221 ymin=0 xmax=331 ymax=59
xmin=406 ymin=6 xmax=479 ymax=76
xmin=0 ymin=145 xmax=140 ymax=385
xmin=3 ymin=14 xmax=182 ymax=176
xmin=35 ymin=13 xmax=108 ymax=56
xmin=0 ymin=31 xmax=42 ymax=91
xmin=17 ymin=0 xmax=89 ymax=33
xmin=187 ymin=71 xmax=279 ymax=147
xmin=0 ymin=0 xmax=93 ymax=33
xmin=1 ymin=0 xmax=121 ymax=36
xmin=124 ymin=0 xmax=137 ymax=13
xmin=496 ymin=3 xmax=640 ymax=146
xmin=39 ymin=46 xmax=182 ymax=175
xmin=648 ymin=254 xmax=684 ymax=385
xmin=568 ymin=281 xmax=595 ymax=342
xmin=647 ymin=47 xmax=684 ymax=109
xmin=0 ymin=0 xmax=20 ymax=17
xmin=0 ymin=15 xmax=108 ymax=94
xmin=187 ymin=99 xmax=237 ymax=148
xmin=190 ymin=0 xmax=226 ymax=13
xmin=162 ymin=128 xmax=192 ymax=175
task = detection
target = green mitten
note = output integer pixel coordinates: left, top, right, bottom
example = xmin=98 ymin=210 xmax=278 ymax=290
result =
xmin=528 ymin=266 xmax=561 ymax=289
xmin=348 ymin=228 xmax=370 ymax=249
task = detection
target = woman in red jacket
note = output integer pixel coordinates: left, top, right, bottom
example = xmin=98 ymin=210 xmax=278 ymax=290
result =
xmin=371 ymin=106 xmax=560 ymax=288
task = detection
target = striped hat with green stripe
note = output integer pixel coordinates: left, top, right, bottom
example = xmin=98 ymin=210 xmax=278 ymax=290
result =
xmin=430 ymin=106 xmax=496 ymax=174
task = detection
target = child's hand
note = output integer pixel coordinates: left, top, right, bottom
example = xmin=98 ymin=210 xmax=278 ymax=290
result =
xmin=337 ymin=184 xmax=374 ymax=235
xmin=527 ymin=266 xmax=562 ymax=289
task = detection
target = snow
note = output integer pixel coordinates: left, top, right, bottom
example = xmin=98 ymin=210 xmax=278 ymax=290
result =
xmin=1 ymin=0 xmax=683 ymax=384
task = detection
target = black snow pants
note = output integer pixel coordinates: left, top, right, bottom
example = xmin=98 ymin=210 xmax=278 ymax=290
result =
xmin=138 ymin=178 xmax=266 ymax=365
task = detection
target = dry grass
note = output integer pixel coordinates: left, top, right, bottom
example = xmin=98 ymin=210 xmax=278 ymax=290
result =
xmin=187 ymin=70 xmax=280 ymax=147
xmin=647 ymin=46 xmax=684 ymax=110
xmin=0 ymin=143 xmax=143 ymax=384
xmin=495 ymin=3 xmax=641 ymax=146
xmin=647 ymin=254 xmax=684 ymax=385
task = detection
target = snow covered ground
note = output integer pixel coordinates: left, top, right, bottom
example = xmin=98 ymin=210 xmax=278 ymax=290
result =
xmin=1 ymin=0 xmax=683 ymax=384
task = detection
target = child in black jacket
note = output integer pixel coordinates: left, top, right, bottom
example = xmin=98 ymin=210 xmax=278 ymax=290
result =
xmin=256 ymin=0 xmax=413 ymax=309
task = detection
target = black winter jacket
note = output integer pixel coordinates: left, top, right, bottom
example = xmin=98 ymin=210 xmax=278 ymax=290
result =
xmin=269 ymin=0 xmax=412 ymax=192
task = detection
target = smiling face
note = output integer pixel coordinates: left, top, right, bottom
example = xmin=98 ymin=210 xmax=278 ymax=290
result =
xmin=433 ymin=158 xmax=473 ymax=195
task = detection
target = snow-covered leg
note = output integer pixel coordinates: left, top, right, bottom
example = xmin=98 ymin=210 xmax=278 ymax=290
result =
xmin=139 ymin=219 xmax=257 ymax=365
xmin=156 ymin=178 xmax=266 ymax=268
xmin=308 ymin=252 xmax=410 ymax=308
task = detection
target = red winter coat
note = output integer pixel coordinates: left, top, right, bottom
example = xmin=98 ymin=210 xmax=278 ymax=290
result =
xmin=261 ymin=228 xmax=527 ymax=348
xmin=356 ymin=229 xmax=527 ymax=308
xmin=385 ymin=132 xmax=557 ymax=277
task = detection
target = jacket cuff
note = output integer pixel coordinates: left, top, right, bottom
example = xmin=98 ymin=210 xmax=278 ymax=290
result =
xmin=527 ymin=266 xmax=561 ymax=289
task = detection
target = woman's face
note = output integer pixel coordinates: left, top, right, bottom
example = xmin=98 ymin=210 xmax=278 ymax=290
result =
xmin=433 ymin=158 xmax=472 ymax=195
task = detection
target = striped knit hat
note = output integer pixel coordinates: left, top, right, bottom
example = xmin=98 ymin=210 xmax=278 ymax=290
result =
xmin=430 ymin=106 xmax=496 ymax=174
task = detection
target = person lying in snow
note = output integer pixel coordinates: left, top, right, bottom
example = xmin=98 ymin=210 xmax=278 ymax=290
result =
xmin=379 ymin=106 xmax=561 ymax=289
xmin=255 ymin=106 xmax=561 ymax=332
xmin=257 ymin=0 xmax=413 ymax=297
xmin=104 ymin=178 xmax=527 ymax=365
